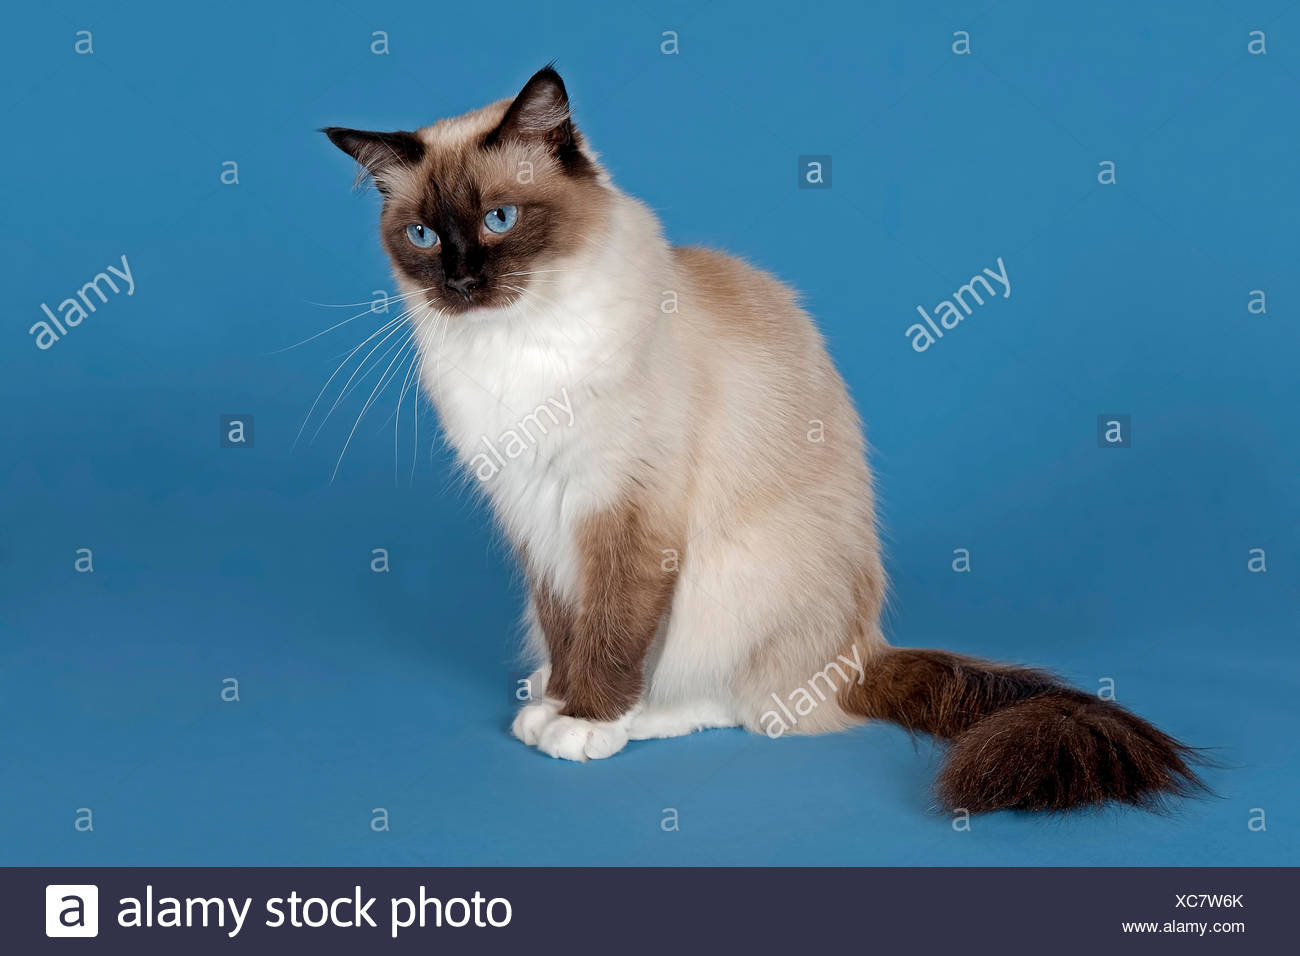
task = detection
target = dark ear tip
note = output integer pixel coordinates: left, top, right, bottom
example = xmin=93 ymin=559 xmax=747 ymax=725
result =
xmin=529 ymin=63 xmax=566 ymax=91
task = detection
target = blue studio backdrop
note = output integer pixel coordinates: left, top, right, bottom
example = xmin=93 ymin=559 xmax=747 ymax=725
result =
xmin=2 ymin=1 xmax=1297 ymax=866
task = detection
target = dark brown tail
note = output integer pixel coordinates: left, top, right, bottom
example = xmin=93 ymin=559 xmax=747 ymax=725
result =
xmin=842 ymin=648 xmax=1205 ymax=812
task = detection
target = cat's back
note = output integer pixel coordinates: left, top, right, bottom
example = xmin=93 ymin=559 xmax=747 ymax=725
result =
xmin=667 ymin=242 xmax=863 ymax=476
xmin=669 ymin=245 xmax=843 ymax=398
xmin=671 ymin=246 xmax=807 ymax=344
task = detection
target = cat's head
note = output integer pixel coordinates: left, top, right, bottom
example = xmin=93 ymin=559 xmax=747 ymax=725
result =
xmin=324 ymin=66 xmax=608 ymax=315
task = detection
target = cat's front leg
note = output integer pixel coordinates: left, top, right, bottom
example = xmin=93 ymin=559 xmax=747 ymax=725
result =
xmin=520 ymin=503 xmax=679 ymax=762
xmin=534 ymin=708 xmax=641 ymax=761
xmin=510 ymin=586 xmax=574 ymax=746
xmin=510 ymin=585 xmax=573 ymax=747
xmin=510 ymin=663 xmax=562 ymax=746
xmin=513 ymin=659 xmax=640 ymax=761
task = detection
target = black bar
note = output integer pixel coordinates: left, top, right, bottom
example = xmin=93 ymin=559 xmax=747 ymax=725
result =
xmin=12 ymin=867 xmax=1295 ymax=953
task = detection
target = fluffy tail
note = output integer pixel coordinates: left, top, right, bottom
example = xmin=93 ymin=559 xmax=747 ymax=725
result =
xmin=842 ymin=648 xmax=1204 ymax=812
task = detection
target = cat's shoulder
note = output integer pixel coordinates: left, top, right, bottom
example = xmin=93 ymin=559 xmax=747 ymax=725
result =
xmin=669 ymin=245 xmax=808 ymax=338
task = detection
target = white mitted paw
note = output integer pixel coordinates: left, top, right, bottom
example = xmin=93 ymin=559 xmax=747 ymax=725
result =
xmin=511 ymin=699 xmax=561 ymax=746
xmin=536 ymin=714 xmax=632 ymax=762
xmin=627 ymin=701 xmax=739 ymax=740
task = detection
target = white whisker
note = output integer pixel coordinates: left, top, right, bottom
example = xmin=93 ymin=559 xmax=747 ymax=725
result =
xmin=308 ymin=304 xmax=424 ymax=444
xmin=270 ymin=287 xmax=436 ymax=355
xmin=332 ymin=320 xmax=424 ymax=482
xmin=293 ymin=314 xmax=405 ymax=450
xmin=302 ymin=287 xmax=435 ymax=310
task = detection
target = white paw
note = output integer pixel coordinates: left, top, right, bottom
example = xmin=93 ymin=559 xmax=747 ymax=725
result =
xmin=627 ymin=701 xmax=739 ymax=740
xmin=511 ymin=699 xmax=561 ymax=746
xmin=537 ymin=714 xmax=631 ymax=762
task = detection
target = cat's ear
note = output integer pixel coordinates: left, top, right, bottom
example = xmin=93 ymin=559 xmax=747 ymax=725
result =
xmin=322 ymin=127 xmax=424 ymax=193
xmin=485 ymin=66 xmax=592 ymax=174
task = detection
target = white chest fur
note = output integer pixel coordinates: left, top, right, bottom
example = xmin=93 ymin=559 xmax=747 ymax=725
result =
xmin=404 ymin=194 xmax=674 ymax=599
xmin=410 ymin=275 xmax=632 ymax=600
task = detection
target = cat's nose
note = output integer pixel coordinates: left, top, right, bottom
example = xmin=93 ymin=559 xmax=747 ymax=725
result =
xmin=445 ymin=275 xmax=481 ymax=300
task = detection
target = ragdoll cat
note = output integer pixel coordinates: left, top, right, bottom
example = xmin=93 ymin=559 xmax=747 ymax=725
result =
xmin=324 ymin=66 xmax=1201 ymax=811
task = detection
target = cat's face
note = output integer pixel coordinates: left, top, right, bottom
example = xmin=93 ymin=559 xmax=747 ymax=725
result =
xmin=325 ymin=67 xmax=609 ymax=316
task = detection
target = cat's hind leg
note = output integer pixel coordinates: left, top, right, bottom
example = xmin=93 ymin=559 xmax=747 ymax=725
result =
xmin=520 ymin=698 xmax=737 ymax=757
xmin=627 ymin=701 xmax=739 ymax=740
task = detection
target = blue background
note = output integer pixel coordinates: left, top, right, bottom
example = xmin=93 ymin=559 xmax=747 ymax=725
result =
xmin=2 ymin=0 xmax=1297 ymax=866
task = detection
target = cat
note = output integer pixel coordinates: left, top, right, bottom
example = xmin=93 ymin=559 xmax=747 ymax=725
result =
xmin=324 ymin=66 xmax=1202 ymax=811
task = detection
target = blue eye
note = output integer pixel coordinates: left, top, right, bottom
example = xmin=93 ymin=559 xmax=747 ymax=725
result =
xmin=484 ymin=205 xmax=518 ymax=234
xmin=405 ymin=223 xmax=437 ymax=248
